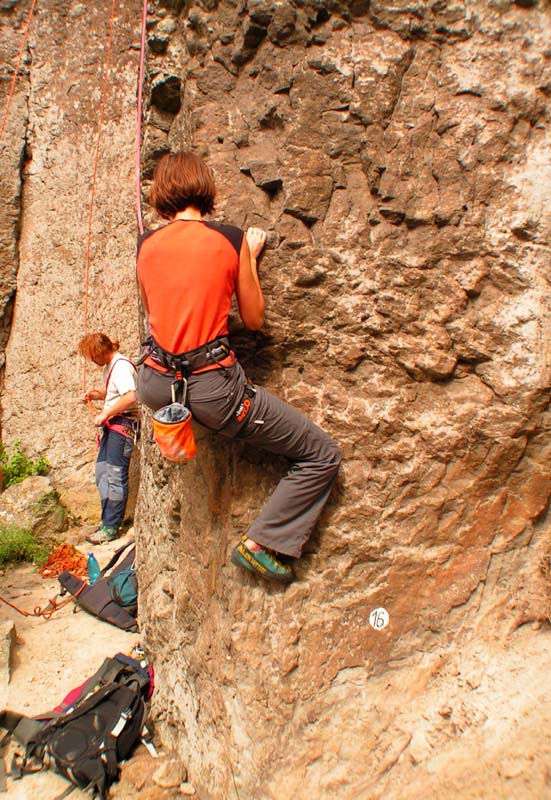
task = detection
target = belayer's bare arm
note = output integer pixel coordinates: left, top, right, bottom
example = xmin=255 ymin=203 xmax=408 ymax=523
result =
xmin=236 ymin=227 xmax=266 ymax=330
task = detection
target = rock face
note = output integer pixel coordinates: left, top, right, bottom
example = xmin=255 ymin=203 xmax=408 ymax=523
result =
xmin=135 ymin=2 xmax=551 ymax=798
xmin=0 ymin=620 xmax=15 ymax=687
xmin=0 ymin=474 xmax=67 ymax=536
xmin=0 ymin=0 xmax=142 ymax=519
xmin=2 ymin=0 xmax=551 ymax=798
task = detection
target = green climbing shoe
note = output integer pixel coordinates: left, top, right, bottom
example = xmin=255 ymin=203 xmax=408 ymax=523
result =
xmin=231 ymin=539 xmax=294 ymax=583
xmin=86 ymin=525 xmax=118 ymax=545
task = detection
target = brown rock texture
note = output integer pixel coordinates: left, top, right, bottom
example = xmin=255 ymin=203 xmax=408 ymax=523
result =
xmin=0 ymin=0 xmax=142 ymax=518
xmin=1 ymin=0 xmax=551 ymax=799
xmin=0 ymin=474 xmax=67 ymax=536
xmin=135 ymin=1 xmax=551 ymax=798
xmin=0 ymin=0 xmax=28 ymax=394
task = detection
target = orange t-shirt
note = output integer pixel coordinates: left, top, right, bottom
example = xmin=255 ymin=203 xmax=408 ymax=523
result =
xmin=137 ymin=220 xmax=243 ymax=364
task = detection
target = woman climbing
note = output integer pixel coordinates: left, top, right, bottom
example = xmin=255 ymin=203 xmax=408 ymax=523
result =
xmin=136 ymin=151 xmax=340 ymax=584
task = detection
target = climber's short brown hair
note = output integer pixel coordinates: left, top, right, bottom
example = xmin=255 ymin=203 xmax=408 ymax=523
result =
xmin=149 ymin=151 xmax=216 ymax=220
xmin=78 ymin=333 xmax=119 ymax=362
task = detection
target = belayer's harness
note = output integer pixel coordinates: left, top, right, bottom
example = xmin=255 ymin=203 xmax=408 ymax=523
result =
xmin=105 ymin=416 xmax=139 ymax=442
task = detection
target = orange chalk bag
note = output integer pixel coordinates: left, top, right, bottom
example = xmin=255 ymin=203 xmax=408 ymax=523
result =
xmin=151 ymin=377 xmax=197 ymax=462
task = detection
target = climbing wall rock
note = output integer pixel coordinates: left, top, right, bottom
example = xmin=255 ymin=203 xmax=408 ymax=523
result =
xmin=0 ymin=1 xmax=30 ymax=407
xmin=135 ymin=2 xmax=551 ymax=798
xmin=1 ymin=0 xmax=551 ymax=798
xmin=0 ymin=0 xmax=141 ymax=517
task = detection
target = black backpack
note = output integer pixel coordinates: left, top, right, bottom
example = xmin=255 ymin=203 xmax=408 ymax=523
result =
xmin=0 ymin=653 xmax=151 ymax=799
xmin=58 ymin=541 xmax=138 ymax=631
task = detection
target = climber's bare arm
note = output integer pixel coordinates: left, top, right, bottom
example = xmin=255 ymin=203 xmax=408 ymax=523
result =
xmin=236 ymin=227 xmax=266 ymax=330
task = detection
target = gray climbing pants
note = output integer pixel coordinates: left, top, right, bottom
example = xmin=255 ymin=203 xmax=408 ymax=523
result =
xmin=137 ymin=361 xmax=341 ymax=557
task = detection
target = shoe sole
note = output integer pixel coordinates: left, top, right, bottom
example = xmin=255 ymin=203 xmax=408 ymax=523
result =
xmin=85 ymin=534 xmax=118 ymax=545
xmin=231 ymin=546 xmax=294 ymax=584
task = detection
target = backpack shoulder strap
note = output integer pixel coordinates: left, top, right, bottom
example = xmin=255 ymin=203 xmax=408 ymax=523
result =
xmin=0 ymin=709 xmax=24 ymax=735
xmin=100 ymin=540 xmax=135 ymax=577
xmin=0 ymin=710 xmax=24 ymax=747
xmin=0 ymin=709 xmax=47 ymax=745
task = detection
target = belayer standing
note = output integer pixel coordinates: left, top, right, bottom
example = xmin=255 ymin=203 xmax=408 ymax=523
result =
xmin=79 ymin=333 xmax=140 ymax=545
xmin=136 ymin=151 xmax=340 ymax=584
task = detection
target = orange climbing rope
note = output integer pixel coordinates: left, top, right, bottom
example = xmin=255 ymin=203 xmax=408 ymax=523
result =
xmin=81 ymin=0 xmax=117 ymax=396
xmin=0 ymin=544 xmax=88 ymax=619
xmin=81 ymin=0 xmax=147 ymax=406
xmin=39 ymin=543 xmax=88 ymax=578
xmin=0 ymin=583 xmax=86 ymax=620
xmin=0 ymin=0 xmax=38 ymax=144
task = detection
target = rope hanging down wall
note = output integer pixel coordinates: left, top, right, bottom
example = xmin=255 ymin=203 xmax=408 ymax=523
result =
xmin=81 ymin=0 xmax=117 ymax=397
xmin=0 ymin=0 xmax=148 ymax=408
xmin=82 ymin=0 xmax=147 ymax=393
xmin=0 ymin=0 xmax=37 ymax=144
xmin=135 ymin=0 xmax=148 ymax=237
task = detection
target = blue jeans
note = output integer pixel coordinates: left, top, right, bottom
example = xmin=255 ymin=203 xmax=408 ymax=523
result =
xmin=95 ymin=423 xmax=133 ymax=529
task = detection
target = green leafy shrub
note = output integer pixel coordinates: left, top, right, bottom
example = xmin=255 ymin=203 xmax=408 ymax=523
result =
xmin=0 ymin=440 xmax=49 ymax=489
xmin=0 ymin=525 xmax=51 ymax=567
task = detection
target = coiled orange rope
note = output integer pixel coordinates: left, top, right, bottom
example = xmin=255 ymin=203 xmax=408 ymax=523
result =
xmin=39 ymin=543 xmax=88 ymax=578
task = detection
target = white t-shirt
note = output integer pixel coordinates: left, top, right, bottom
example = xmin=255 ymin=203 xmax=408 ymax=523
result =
xmin=103 ymin=353 xmax=139 ymax=418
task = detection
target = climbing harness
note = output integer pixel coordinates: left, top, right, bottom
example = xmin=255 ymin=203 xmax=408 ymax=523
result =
xmin=140 ymin=335 xmax=233 ymax=461
xmin=139 ymin=334 xmax=232 ymax=376
xmin=104 ymin=417 xmax=140 ymax=442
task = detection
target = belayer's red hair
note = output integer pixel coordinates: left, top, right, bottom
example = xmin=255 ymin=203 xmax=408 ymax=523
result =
xmin=149 ymin=151 xmax=216 ymax=219
xmin=78 ymin=333 xmax=119 ymax=361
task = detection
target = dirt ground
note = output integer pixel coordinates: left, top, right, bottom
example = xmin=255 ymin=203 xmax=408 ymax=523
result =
xmin=0 ymin=526 xmax=192 ymax=800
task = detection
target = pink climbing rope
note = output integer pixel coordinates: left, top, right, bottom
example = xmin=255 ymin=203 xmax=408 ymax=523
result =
xmin=135 ymin=0 xmax=148 ymax=236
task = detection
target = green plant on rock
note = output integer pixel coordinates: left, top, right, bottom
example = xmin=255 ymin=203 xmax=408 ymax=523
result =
xmin=0 ymin=440 xmax=49 ymax=489
xmin=0 ymin=525 xmax=51 ymax=567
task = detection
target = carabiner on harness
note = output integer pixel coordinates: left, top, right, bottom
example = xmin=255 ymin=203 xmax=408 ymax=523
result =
xmin=171 ymin=377 xmax=188 ymax=406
